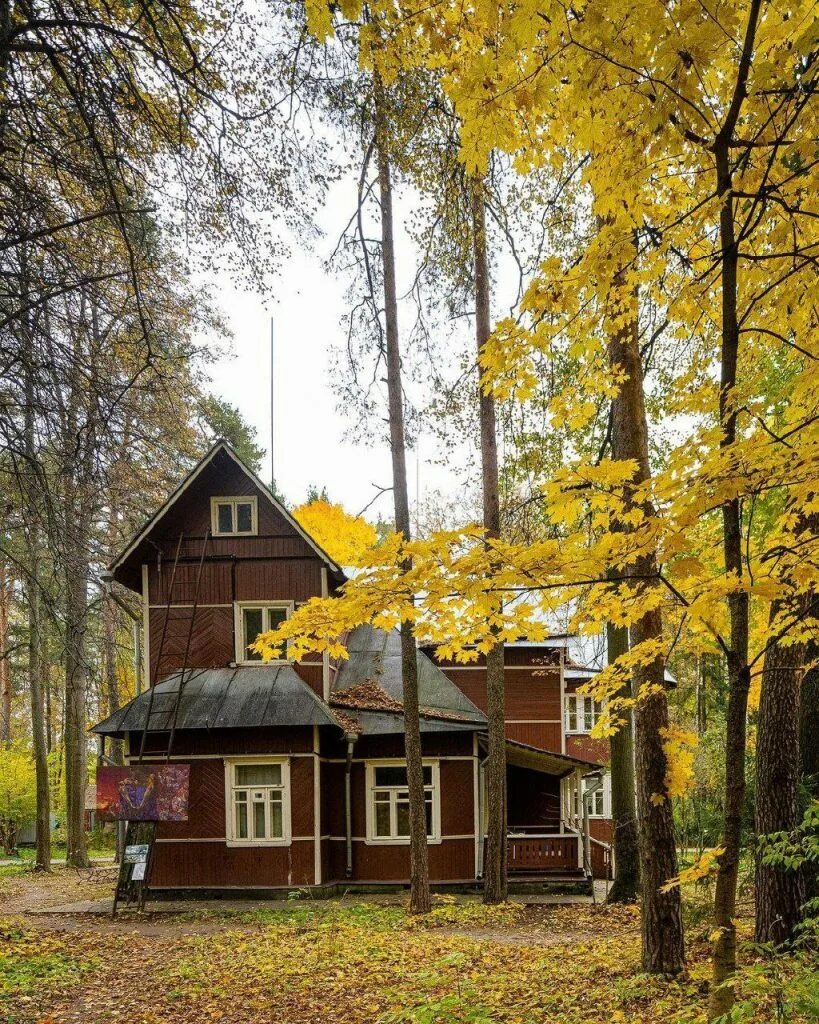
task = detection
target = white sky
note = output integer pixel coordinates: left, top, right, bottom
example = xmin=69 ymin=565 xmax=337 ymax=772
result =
xmin=204 ymin=179 xmax=476 ymax=519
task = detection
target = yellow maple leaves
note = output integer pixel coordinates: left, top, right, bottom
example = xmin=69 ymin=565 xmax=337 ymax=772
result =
xmin=292 ymin=499 xmax=378 ymax=567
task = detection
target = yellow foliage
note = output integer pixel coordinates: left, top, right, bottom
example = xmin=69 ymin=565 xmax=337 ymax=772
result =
xmin=660 ymin=725 xmax=699 ymax=800
xmin=292 ymin=499 xmax=378 ymax=567
xmin=662 ymin=847 xmax=726 ymax=892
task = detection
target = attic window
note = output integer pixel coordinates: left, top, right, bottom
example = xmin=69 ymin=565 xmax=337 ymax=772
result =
xmin=211 ymin=496 xmax=257 ymax=536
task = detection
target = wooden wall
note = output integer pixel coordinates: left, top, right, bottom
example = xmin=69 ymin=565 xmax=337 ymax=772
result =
xmin=141 ymin=726 xmax=479 ymax=890
xmin=150 ymin=746 xmax=318 ymax=890
xmin=435 ymin=649 xmax=563 ymax=755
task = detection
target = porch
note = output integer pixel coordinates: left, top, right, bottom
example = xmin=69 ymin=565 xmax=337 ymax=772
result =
xmin=484 ymin=739 xmax=613 ymax=881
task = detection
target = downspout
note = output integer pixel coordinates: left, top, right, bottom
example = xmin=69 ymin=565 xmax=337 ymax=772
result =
xmin=477 ymin=753 xmax=489 ymax=879
xmin=582 ymin=775 xmax=604 ymax=900
xmin=344 ymin=732 xmax=358 ymax=878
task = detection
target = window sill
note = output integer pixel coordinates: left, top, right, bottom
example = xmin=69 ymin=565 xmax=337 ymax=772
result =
xmin=213 ymin=531 xmax=258 ymax=538
xmin=233 ymin=660 xmax=291 ymax=668
xmin=225 ymin=839 xmax=292 ymax=848
xmin=364 ymin=837 xmax=443 ymax=846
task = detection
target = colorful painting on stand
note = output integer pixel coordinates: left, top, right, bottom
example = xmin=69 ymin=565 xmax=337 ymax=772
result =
xmin=96 ymin=765 xmax=190 ymax=821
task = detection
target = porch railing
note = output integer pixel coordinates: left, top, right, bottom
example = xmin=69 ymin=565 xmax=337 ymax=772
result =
xmin=507 ymin=831 xmax=580 ymax=873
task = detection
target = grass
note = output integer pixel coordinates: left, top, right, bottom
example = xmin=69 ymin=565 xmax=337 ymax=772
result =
xmin=1 ymin=872 xmax=817 ymax=1024
xmin=0 ymin=920 xmax=98 ymax=1006
xmin=4 ymin=846 xmax=114 ymax=863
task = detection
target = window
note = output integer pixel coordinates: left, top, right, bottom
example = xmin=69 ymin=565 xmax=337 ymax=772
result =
xmin=225 ymin=759 xmax=290 ymax=845
xmin=234 ymin=601 xmax=293 ymax=664
xmin=583 ymin=774 xmax=610 ymax=818
xmin=211 ymin=496 xmax=257 ymax=536
xmin=365 ymin=761 xmax=441 ymax=844
xmin=565 ymin=694 xmax=603 ymax=733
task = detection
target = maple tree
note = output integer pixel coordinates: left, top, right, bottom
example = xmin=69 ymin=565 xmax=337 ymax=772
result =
xmin=292 ymin=499 xmax=378 ymax=567
xmin=262 ymin=0 xmax=819 ymax=1007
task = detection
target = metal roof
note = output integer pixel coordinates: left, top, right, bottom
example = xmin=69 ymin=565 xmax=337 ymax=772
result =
xmin=91 ymin=666 xmax=340 ymax=736
xmin=335 ymin=625 xmax=486 ymax=724
xmin=499 ymin=738 xmax=602 ymax=777
xmin=565 ymin=665 xmax=678 ymax=685
xmin=342 ymin=710 xmax=483 ymax=736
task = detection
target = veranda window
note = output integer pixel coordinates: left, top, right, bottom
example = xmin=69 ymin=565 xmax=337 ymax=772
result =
xmin=227 ymin=761 xmax=290 ymax=844
xmin=366 ymin=762 xmax=440 ymax=843
xmin=583 ymin=775 xmax=610 ymax=818
xmin=565 ymin=694 xmax=603 ymax=733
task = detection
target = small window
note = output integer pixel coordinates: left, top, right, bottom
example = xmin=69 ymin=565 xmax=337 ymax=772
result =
xmin=583 ymin=774 xmax=609 ymax=818
xmin=226 ymin=759 xmax=290 ymax=844
xmin=366 ymin=761 xmax=440 ymax=843
xmin=235 ymin=602 xmax=292 ymax=664
xmin=211 ymin=496 xmax=257 ymax=536
xmin=565 ymin=694 xmax=603 ymax=734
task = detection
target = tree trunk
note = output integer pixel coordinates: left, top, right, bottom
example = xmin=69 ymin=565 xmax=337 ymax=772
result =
xmin=0 ymin=562 xmax=11 ymax=745
xmin=28 ymin=562 xmax=51 ymax=871
xmin=801 ymin=653 xmax=819 ymax=899
xmin=755 ymin=603 xmax=806 ymax=945
xmin=606 ymin=621 xmax=640 ymax=903
xmin=708 ymin=114 xmax=755 ymax=1019
xmin=22 ymin=313 xmax=51 ymax=871
xmin=706 ymin=9 xmax=762 ymax=1011
xmin=44 ymin=660 xmax=53 ymax=753
xmin=606 ymin=237 xmax=684 ymax=973
xmin=471 ymin=178 xmax=507 ymax=904
xmin=373 ymin=73 xmax=431 ymax=914
xmin=801 ymin=658 xmax=819 ymax=790
xmin=64 ymin=540 xmax=90 ymax=867
xmin=696 ymin=655 xmax=707 ymax=737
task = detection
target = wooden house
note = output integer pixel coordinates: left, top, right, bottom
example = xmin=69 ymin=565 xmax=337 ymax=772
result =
xmin=93 ymin=441 xmax=614 ymax=893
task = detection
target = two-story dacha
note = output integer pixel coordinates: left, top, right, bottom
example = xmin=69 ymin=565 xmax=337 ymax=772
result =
xmin=93 ymin=440 xmax=614 ymax=893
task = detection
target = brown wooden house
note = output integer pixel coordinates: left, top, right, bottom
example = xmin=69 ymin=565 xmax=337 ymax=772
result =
xmin=93 ymin=440 xmax=613 ymax=893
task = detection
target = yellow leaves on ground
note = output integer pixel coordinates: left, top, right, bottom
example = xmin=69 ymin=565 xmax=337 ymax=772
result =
xmin=4 ymin=872 xmax=818 ymax=1024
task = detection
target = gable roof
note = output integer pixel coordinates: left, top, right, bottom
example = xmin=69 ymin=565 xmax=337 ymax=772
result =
xmin=109 ymin=439 xmax=344 ymax=582
xmin=333 ymin=625 xmax=486 ymax=725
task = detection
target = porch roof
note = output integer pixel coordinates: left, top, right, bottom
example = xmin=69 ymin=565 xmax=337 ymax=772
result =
xmin=493 ymin=737 xmax=602 ymax=778
xmin=341 ymin=709 xmax=484 ymax=736
xmin=91 ymin=666 xmax=340 ymax=736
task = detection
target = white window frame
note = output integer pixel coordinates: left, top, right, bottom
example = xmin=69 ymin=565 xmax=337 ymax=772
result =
xmin=224 ymin=756 xmax=291 ymax=847
xmin=234 ymin=600 xmax=294 ymax=665
xmin=365 ymin=759 xmax=441 ymax=845
xmin=583 ymin=773 xmax=611 ymax=819
xmin=211 ymin=495 xmax=258 ymax=537
xmin=565 ymin=693 xmax=603 ymax=734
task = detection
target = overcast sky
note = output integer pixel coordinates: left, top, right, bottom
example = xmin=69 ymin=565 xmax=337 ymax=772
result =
xmin=205 ymin=178 xmax=477 ymax=520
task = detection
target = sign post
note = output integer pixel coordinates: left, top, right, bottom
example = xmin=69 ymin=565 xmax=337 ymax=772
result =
xmin=96 ymin=765 xmax=190 ymax=915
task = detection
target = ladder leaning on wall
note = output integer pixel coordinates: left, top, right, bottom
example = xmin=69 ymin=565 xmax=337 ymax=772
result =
xmin=112 ymin=530 xmax=209 ymax=916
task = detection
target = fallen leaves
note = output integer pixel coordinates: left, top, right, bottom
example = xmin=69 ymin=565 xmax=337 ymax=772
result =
xmin=0 ymin=872 xmax=816 ymax=1024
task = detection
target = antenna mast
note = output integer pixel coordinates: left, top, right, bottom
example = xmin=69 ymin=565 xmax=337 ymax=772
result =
xmin=274 ymin=315 xmax=280 ymax=491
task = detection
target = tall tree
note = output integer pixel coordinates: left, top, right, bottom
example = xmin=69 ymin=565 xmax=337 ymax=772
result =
xmin=604 ymin=234 xmax=684 ymax=972
xmin=470 ymin=179 xmax=507 ymax=904
xmin=373 ymin=72 xmax=431 ymax=914
xmin=605 ymin=621 xmax=640 ymax=903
